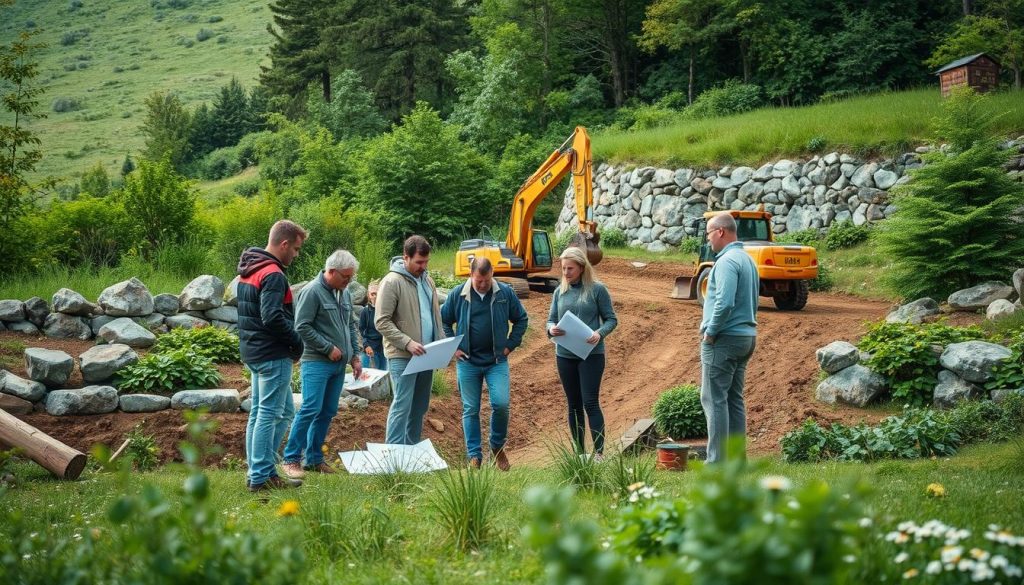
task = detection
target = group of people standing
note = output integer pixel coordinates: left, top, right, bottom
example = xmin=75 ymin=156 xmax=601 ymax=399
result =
xmin=239 ymin=212 xmax=758 ymax=492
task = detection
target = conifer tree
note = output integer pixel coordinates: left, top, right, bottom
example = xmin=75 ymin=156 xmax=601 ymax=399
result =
xmin=260 ymin=0 xmax=336 ymax=114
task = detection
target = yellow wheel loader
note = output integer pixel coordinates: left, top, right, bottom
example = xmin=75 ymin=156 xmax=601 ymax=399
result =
xmin=671 ymin=210 xmax=818 ymax=311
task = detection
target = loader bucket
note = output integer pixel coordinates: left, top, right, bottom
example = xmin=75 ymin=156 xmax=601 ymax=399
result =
xmin=671 ymin=275 xmax=698 ymax=300
xmin=569 ymin=232 xmax=603 ymax=266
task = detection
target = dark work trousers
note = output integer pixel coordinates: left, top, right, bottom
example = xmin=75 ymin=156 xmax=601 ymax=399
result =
xmin=556 ymin=353 xmax=606 ymax=454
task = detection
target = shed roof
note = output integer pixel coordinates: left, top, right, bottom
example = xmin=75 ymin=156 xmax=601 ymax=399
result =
xmin=935 ymin=53 xmax=1000 ymax=74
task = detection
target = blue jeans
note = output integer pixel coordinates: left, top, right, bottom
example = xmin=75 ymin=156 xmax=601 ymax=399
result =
xmin=457 ymin=360 xmax=510 ymax=459
xmin=283 ymin=360 xmax=345 ymax=467
xmin=245 ymin=359 xmax=295 ymax=485
xmin=700 ymin=335 xmax=756 ymax=464
xmin=361 ymin=350 xmax=388 ymax=370
xmin=384 ymin=358 xmax=433 ymax=445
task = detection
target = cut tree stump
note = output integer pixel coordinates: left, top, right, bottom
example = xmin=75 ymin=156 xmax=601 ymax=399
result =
xmin=0 ymin=408 xmax=88 ymax=480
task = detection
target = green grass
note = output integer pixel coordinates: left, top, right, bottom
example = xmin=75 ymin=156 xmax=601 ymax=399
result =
xmin=0 ymin=0 xmax=272 ymax=181
xmin=816 ymin=240 xmax=896 ymax=300
xmin=3 ymin=441 xmax=1022 ymax=583
xmin=602 ymin=245 xmax=697 ymax=265
xmin=594 ymin=89 xmax=1024 ymax=168
xmin=196 ymin=166 xmax=260 ymax=203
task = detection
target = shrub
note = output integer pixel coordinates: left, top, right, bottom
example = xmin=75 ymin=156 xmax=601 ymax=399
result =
xmin=68 ymin=0 xmax=83 ymax=10
xmin=51 ymin=97 xmax=82 ymax=112
xmin=153 ymin=326 xmax=240 ymax=363
xmin=208 ymin=15 xmax=223 ymax=23
xmin=36 ymin=195 xmax=134 ymax=267
xmin=652 ymin=384 xmax=704 ymax=440
xmin=287 ymin=198 xmax=388 ymax=282
xmin=203 ymin=193 xmax=280 ymax=273
xmin=806 ymin=135 xmax=827 ymax=152
xmin=235 ymin=130 xmax=271 ymax=167
xmin=233 ymin=178 xmax=260 ymax=197
xmin=116 ymin=348 xmax=221 ymax=394
xmin=60 ymin=29 xmax=89 ymax=46
xmin=776 ymin=228 xmax=821 ymax=247
xmin=195 ymin=28 xmax=214 ymax=42
xmin=824 ymin=220 xmax=870 ymax=250
xmin=123 ymin=425 xmax=159 ymax=471
xmin=199 ymin=146 xmax=242 ymax=180
xmin=679 ymin=236 xmax=701 ymax=254
xmin=808 ymin=261 xmax=835 ymax=292
xmin=601 ymin=227 xmax=627 ymax=248
xmin=117 ymin=157 xmax=197 ymax=252
xmin=685 ymin=81 xmax=764 ymax=120
xmin=430 ymin=468 xmax=497 ymax=551
xmin=553 ymin=229 xmax=576 ymax=256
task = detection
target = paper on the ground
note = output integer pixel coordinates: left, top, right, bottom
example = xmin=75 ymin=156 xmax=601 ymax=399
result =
xmin=401 ymin=335 xmax=464 ymax=376
xmin=338 ymin=439 xmax=449 ymax=474
xmin=344 ymin=368 xmax=387 ymax=390
xmin=553 ymin=310 xmax=597 ymax=359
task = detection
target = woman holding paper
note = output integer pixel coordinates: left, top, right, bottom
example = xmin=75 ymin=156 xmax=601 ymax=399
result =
xmin=546 ymin=246 xmax=618 ymax=460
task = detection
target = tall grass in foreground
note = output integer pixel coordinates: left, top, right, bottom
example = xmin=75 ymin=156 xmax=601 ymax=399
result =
xmin=430 ymin=467 xmax=498 ymax=551
xmin=595 ymin=89 xmax=1024 ymax=167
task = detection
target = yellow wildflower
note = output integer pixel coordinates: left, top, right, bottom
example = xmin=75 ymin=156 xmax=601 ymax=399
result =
xmin=277 ymin=500 xmax=300 ymax=517
xmin=926 ymin=483 xmax=946 ymax=498
xmin=902 ymin=568 xmax=919 ymax=579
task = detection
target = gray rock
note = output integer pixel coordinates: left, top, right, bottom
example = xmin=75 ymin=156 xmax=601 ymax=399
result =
xmin=651 ymin=195 xmax=684 ymax=226
xmin=0 ymin=320 xmax=4 ymax=332
xmin=886 ymin=298 xmax=940 ymax=324
xmin=153 ymin=293 xmax=180 ymax=316
xmin=620 ymin=209 xmax=642 ymax=229
xmin=6 ymin=320 xmax=40 ymax=335
xmin=24 ymin=348 xmax=74 ymax=388
xmin=781 ymin=175 xmax=801 ymax=198
xmin=987 ymin=299 xmax=1017 ymax=320
xmin=772 ymin=159 xmax=797 ymax=177
xmin=99 ymin=277 xmax=154 ymax=317
xmin=80 ymin=344 xmax=138 ymax=383
xmin=730 ymin=166 xmax=754 ymax=185
xmin=763 ymin=178 xmax=782 ymax=194
xmin=170 ymin=389 xmax=241 ymax=413
xmin=179 ymin=275 xmax=225 ymax=311
xmin=1013 ymin=268 xmax=1024 ymax=300
xmin=738 ymin=180 xmax=764 ymax=201
xmin=52 ymin=288 xmax=94 ymax=316
xmin=23 ymin=297 xmax=49 ymax=327
xmin=165 ymin=314 xmax=210 ymax=330
xmin=933 ymin=370 xmax=983 ymax=409
xmin=663 ymin=226 xmax=687 ymax=246
xmin=98 ymin=317 xmax=156 ymax=348
xmin=652 ymin=168 xmax=675 ymax=187
xmin=752 ymin=163 xmax=774 ymax=181
xmin=42 ymin=313 xmax=92 ymax=340
xmin=873 ymin=169 xmax=899 ymax=190
xmin=673 ymin=168 xmax=693 ymax=188
xmin=815 ymin=364 xmax=887 ymax=407
xmin=939 ymin=341 xmax=1013 ymax=383
xmin=119 ymin=394 xmax=171 ymax=413
xmin=850 ymin=163 xmax=879 ymax=188
xmin=647 ymin=240 xmax=668 ymax=253
xmin=89 ymin=315 xmax=117 ymax=336
xmin=339 ymin=394 xmax=369 ymax=411
xmin=992 ymin=388 xmax=1024 ymax=403
xmin=203 ymin=306 xmax=238 ymax=323
xmin=240 ymin=397 xmax=252 ymax=412
xmin=0 ymin=393 xmax=33 ymax=415
xmin=1 ymin=371 xmax=46 ymax=402
xmin=948 ymin=282 xmax=1015 ymax=310
xmin=224 ymin=276 xmax=240 ymax=307
xmin=134 ymin=313 xmax=165 ymax=330
xmin=0 ymin=299 xmax=25 ymax=322
xmin=45 ymin=385 xmax=119 ymax=415
xmin=786 ymin=206 xmax=814 ymax=232
xmin=816 ymin=341 xmax=860 ymax=374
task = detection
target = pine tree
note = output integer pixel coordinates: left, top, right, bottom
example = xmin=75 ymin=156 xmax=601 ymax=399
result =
xmin=876 ymin=88 xmax=1024 ymax=300
xmin=141 ymin=91 xmax=192 ymax=170
xmin=260 ymin=0 xmax=336 ymax=115
xmin=121 ymin=154 xmax=135 ymax=177
xmin=209 ymin=77 xmax=251 ymax=149
xmin=189 ymin=102 xmax=216 ymax=159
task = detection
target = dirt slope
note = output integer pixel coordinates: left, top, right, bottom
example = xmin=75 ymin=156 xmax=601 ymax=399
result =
xmin=3 ymin=256 xmax=896 ymax=467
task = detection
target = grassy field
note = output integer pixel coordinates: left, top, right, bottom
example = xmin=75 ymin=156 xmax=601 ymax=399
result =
xmin=0 ymin=0 xmax=271 ymax=181
xmin=3 ymin=440 xmax=1022 ymax=583
xmin=595 ymin=89 xmax=1024 ymax=168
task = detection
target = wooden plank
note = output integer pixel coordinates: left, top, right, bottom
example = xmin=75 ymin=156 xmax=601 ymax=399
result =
xmin=0 ymin=408 xmax=87 ymax=480
xmin=614 ymin=418 xmax=657 ymax=454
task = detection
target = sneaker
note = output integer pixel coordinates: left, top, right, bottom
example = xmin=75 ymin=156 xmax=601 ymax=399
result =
xmin=468 ymin=457 xmax=482 ymax=469
xmin=281 ymin=462 xmax=306 ymax=479
xmin=492 ymin=448 xmax=511 ymax=472
xmin=303 ymin=462 xmax=336 ymax=474
xmin=249 ymin=475 xmax=302 ymax=492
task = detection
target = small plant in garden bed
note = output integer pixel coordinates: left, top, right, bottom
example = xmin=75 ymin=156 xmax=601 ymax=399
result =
xmin=152 ymin=326 xmax=240 ymax=363
xmin=123 ymin=425 xmax=159 ymax=471
xmin=652 ymin=383 xmax=704 ymax=440
xmin=116 ymin=348 xmax=221 ymax=394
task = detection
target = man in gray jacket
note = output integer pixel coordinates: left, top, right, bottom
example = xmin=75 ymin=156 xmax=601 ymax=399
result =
xmin=376 ymin=235 xmax=444 ymax=445
xmin=282 ymin=249 xmax=363 ymax=477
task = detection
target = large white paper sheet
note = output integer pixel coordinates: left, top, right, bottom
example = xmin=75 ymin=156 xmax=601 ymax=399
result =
xmin=338 ymin=439 xmax=449 ymax=474
xmin=553 ymin=310 xmax=597 ymax=359
xmin=401 ymin=335 xmax=463 ymax=376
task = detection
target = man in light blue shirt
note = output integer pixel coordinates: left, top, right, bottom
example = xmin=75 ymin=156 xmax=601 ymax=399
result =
xmin=699 ymin=213 xmax=759 ymax=463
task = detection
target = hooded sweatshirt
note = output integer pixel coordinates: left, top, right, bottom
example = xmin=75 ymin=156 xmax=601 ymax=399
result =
xmin=236 ymin=247 xmax=302 ymax=363
xmin=374 ymin=258 xmax=444 ymax=360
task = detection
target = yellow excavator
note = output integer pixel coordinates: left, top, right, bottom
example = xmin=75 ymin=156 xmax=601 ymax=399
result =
xmin=455 ymin=126 xmax=602 ymax=296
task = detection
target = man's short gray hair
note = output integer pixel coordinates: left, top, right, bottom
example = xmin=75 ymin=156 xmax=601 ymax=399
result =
xmin=325 ymin=249 xmax=359 ymax=271
xmin=707 ymin=213 xmax=737 ymax=233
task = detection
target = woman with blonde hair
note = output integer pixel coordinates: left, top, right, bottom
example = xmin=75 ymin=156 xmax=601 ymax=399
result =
xmin=546 ymin=245 xmax=618 ymax=459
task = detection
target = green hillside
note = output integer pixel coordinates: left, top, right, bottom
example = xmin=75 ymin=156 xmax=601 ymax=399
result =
xmin=0 ymin=0 xmax=271 ymax=180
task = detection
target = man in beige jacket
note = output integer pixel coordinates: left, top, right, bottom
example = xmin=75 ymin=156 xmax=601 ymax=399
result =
xmin=376 ymin=235 xmax=445 ymax=445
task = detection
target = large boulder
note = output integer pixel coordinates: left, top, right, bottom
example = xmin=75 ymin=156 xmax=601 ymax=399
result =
xmin=1013 ymin=268 xmax=1024 ymax=300
xmin=98 ymin=277 xmax=154 ymax=317
xmin=344 ymin=369 xmax=392 ymax=402
xmin=6 ymin=320 xmax=40 ymax=335
xmin=98 ymin=317 xmax=156 ymax=348
xmin=170 ymin=389 xmax=240 ymax=413
xmin=815 ymin=364 xmax=887 ymax=407
xmin=886 ymin=298 xmax=940 ymax=324
xmin=939 ymin=341 xmax=1013 ymax=383
xmin=24 ymin=348 xmax=74 ymax=388
xmin=45 ymin=385 xmax=119 ymax=415
xmin=153 ymin=293 xmax=180 ymax=316
xmin=119 ymin=394 xmax=171 ymax=413
xmin=0 ymin=299 xmax=26 ymax=322
xmin=1 ymin=371 xmax=46 ymax=402
xmin=80 ymin=344 xmax=139 ymax=383
xmin=23 ymin=296 xmax=49 ymax=327
xmin=42 ymin=313 xmax=92 ymax=340
xmin=947 ymin=282 xmax=1015 ymax=311
xmin=224 ymin=276 xmax=240 ymax=307
xmin=179 ymin=275 xmax=225 ymax=311
xmin=987 ymin=299 xmax=1017 ymax=321
xmin=89 ymin=315 xmax=117 ymax=336
xmin=165 ymin=314 xmax=210 ymax=330
xmin=52 ymin=288 xmax=95 ymax=316
xmin=203 ymin=306 xmax=238 ymax=323
xmin=0 ymin=393 xmax=33 ymax=415
xmin=816 ymin=341 xmax=860 ymax=374
xmin=932 ymin=370 xmax=983 ymax=409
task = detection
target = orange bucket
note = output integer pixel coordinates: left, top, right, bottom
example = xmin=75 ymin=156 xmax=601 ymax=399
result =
xmin=656 ymin=443 xmax=689 ymax=471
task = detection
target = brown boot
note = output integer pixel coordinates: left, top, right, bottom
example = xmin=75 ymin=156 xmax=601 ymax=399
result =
xmin=281 ymin=462 xmax=306 ymax=479
xmin=249 ymin=475 xmax=302 ymax=492
xmin=492 ymin=448 xmax=511 ymax=472
xmin=468 ymin=457 xmax=482 ymax=469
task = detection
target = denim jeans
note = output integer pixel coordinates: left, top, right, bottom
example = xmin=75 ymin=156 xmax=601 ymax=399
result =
xmin=556 ymin=353 xmax=606 ymax=454
xmin=384 ymin=358 xmax=433 ymax=445
xmin=700 ymin=334 xmax=756 ymax=464
xmin=361 ymin=351 xmax=388 ymax=370
xmin=283 ymin=360 xmax=345 ymax=467
xmin=456 ymin=360 xmax=510 ymax=459
xmin=245 ymin=359 xmax=295 ymax=485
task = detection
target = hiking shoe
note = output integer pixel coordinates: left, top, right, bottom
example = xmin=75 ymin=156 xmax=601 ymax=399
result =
xmin=468 ymin=457 xmax=482 ymax=469
xmin=282 ymin=462 xmax=306 ymax=479
xmin=303 ymin=462 xmax=337 ymax=474
xmin=492 ymin=448 xmax=511 ymax=472
xmin=249 ymin=475 xmax=302 ymax=492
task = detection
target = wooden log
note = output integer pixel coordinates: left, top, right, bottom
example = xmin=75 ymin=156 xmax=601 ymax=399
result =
xmin=0 ymin=408 xmax=87 ymax=480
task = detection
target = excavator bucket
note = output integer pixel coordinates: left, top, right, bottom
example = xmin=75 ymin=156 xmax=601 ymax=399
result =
xmin=671 ymin=275 xmax=698 ymax=300
xmin=569 ymin=232 xmax=603 ymax=266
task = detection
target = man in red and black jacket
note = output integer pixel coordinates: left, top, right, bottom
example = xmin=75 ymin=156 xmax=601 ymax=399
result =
xmin=238 ymin=219 xmax=306 ymax=492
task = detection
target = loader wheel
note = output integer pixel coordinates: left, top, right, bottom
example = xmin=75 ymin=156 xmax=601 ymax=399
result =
xmin=695 ymin=269 xmax=710 ymax=307
xmin=773 ymin=279 xmax=809 ymax=311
